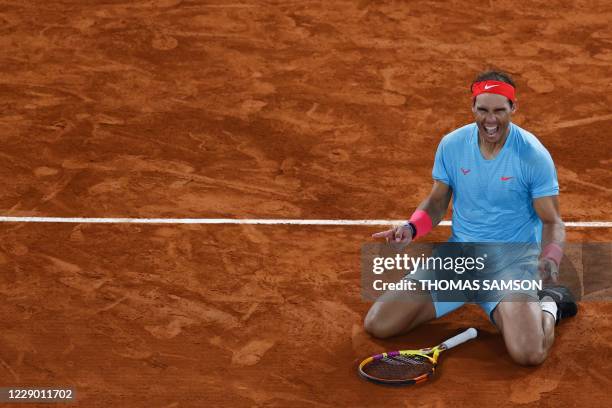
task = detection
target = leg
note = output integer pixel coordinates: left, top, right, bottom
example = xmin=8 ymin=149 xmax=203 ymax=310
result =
xmin=364 ymin=243 xmax=467 ymax=339
xmin=364 ymin=283 xmax=436 ymax=339
xmin=492 ymin=294 xmax=555 ymax=366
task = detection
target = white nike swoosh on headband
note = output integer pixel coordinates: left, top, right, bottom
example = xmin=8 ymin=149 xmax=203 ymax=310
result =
xmin=484 ymin=84 xmax=499 ymax=90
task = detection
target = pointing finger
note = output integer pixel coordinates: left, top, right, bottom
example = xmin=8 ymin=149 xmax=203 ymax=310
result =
xmin=372 ymin=229 xmax=393 ymax=239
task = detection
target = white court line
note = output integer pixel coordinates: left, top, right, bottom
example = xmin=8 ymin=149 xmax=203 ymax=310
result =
xmin=0 ymin=217 xmax=610 ymax=227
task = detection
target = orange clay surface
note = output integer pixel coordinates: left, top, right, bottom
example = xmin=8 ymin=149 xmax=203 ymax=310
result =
xmin=0 ymin=1 xmax=611 ymax=407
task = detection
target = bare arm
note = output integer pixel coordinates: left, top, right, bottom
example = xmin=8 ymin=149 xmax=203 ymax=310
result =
xmin=533 ymin=195 xmax=565 ymax=282
xmin=533 ymin=195 xmax=565 ymax=247
xmin=415 ymin=180 xmax=453 ymax=227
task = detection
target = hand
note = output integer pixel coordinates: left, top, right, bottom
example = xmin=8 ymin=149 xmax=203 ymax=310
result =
xmin=538 ymin=258 xmax=559 ymax=284
xmin=371 ymin=224 xmax=414 ymax=247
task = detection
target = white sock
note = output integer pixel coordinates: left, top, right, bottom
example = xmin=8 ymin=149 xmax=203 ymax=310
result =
xmin=540 ymin=295 xmax=558 ymax=322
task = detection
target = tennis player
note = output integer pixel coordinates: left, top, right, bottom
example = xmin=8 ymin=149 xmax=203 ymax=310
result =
xmin=366 ymin=70 xmax=578 ymax=366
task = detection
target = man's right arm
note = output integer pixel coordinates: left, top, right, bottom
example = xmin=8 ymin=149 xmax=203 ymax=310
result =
xmin=414 ymin=180 xmax=452 ymax=228
xmin=372 ymin=180 xmax=452 ymax=243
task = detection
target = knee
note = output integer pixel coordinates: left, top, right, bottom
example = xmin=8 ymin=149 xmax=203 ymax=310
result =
xmin=507 ymin=344 xmax=548 ymax=366
xmin=363 ymin=309 xmax=394 ymax=339
xmin=496 ymin=302 xmax=550 ymax=366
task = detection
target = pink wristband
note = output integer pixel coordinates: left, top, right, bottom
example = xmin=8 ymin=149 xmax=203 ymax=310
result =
xmin=409 ymin=210 xmax=433 ymax=240
xmin=541 ymin=243 xmax=563 ymax=267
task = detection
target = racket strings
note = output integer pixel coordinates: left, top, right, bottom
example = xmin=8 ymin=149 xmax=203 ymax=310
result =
xmin=362 ymin=354 xmax=434 ymax=381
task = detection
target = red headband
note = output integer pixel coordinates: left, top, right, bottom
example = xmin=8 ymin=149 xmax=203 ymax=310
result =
xmin=471 ymin=80 xmax=516 ymax=103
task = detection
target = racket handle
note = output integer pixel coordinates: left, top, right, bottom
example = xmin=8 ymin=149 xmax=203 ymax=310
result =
xmin=441 ymin=328 xmax=478 ymax=350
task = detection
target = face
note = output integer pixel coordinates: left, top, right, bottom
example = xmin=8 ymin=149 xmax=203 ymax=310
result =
xmin=472 ymin=93 xmax=516 ymax=144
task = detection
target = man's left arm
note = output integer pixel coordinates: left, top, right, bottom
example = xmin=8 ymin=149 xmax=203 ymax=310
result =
xmin=533 ymin=195 xmax=565 ymax=283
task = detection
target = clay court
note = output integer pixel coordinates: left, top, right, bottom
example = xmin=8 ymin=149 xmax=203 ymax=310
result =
xmin=0 ymin=0 xmax=611 ymax=407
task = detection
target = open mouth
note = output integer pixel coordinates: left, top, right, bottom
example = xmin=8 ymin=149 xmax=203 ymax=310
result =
xmin=484 ymin=125 xmax=498 ymax=137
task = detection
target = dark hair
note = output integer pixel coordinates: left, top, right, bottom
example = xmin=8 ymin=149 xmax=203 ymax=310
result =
xmin=471 ymin=70 xmax=516 ymax=107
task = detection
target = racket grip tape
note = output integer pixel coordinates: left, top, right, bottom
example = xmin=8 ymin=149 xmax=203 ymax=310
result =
xmin=441 ymin=328 xmax=478 ymax=350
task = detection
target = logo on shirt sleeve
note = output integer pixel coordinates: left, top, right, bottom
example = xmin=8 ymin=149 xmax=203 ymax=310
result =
xmin=501 ymin=176 xmax=514 ymax=181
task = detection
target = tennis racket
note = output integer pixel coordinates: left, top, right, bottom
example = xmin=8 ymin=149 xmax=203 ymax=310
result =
xmin=358 ymin=327 xmax=478 ymax=385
